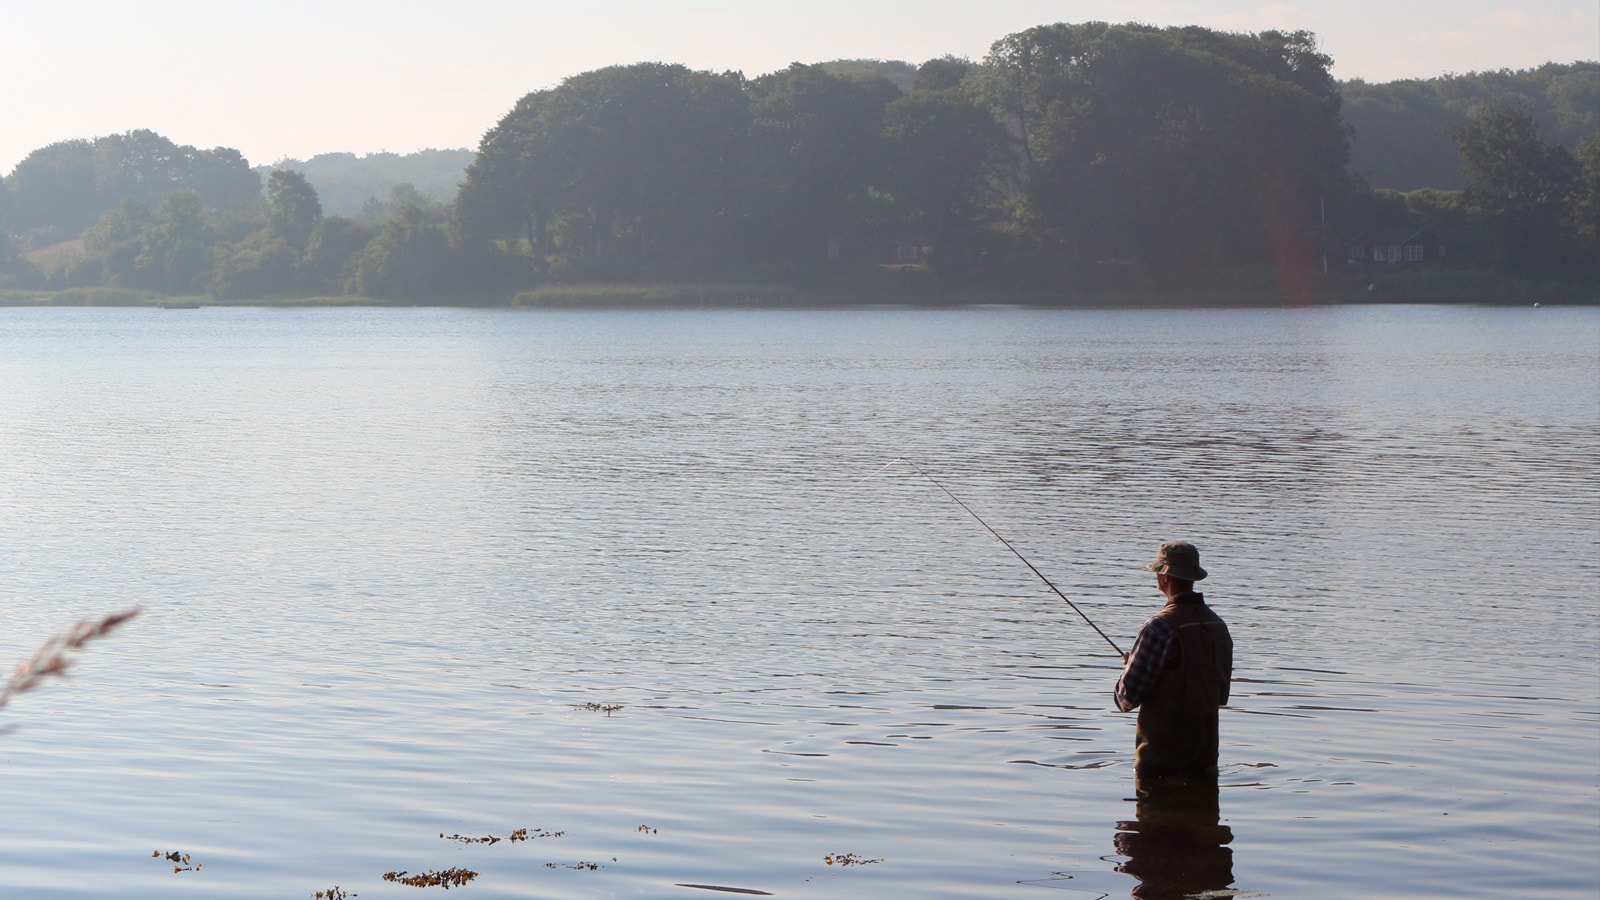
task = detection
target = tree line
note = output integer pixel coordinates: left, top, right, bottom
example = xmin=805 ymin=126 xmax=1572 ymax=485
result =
xmin=2 ymin=22 xmax=1596 ymax=301
xmin=1343 ymin=62 xmax=1596 ymax=191
xmin=259 ymin=149 xmax=475 ymax=218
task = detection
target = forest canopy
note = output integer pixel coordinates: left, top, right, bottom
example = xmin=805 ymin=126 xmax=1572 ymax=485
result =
xmin=2 ymin=22 xmax=1595 ymax=301
xmin=1344 ymin=62 xmax=1598 ymax=190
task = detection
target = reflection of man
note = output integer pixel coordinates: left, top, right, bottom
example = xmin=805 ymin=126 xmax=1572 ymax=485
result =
xmin=1114 ymin=776 xmax=1234 ymax=900
xmin=1114 ymin=542 xmax=1233 ymax=778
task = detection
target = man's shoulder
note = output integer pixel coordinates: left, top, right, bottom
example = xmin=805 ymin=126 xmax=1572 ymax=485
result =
xmin=1155 ymin=598 xmax=1225 ymax=627
xmin=1138 ymin=614 xmax=1175 ymax=634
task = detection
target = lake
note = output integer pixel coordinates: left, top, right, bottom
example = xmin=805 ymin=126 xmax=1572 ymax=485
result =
xmin=0 ymin=304 xmax=1595 ymax=898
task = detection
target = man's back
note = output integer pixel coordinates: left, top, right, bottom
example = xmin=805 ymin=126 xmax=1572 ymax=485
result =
xmin=1134 ymin=596 xmax=1232 ymax=777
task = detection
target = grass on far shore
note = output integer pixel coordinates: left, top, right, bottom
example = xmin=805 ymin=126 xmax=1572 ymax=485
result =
xmin=0 ymin=289 xmax=384 ymax=308
xmin=3 ymin=268 xmax=1595 ymax=309
xmin=511 ymin=282 xmax=803 ymax=307
xmin=1323 ymin=269 xmax=1599 ymax=305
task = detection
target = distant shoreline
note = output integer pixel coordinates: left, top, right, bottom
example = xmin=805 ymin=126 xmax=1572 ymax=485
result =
xmin=3 ymin=272 xmax=1596 ymax=310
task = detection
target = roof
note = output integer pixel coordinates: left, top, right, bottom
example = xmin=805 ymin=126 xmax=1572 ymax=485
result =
xmin=1344 ymin=226 xmax=1440 ymax=246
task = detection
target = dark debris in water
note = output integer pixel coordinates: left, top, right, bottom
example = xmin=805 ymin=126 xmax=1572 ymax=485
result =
xmin=312 ymin=888 xmax=353 ymax=899
xmin=824 ymin=852 xmax=883 ymax=867
xmin=152 ymin=850 xmax=201 ymax=873
xmin=440 ymin=827 xmax=565 ymax=844
xmin=545 ymin=859 xmax=613 ymax=870
xmin=675 ymin=884 xmax=775 ymax=895
xmin=576 ymin=702 xmax=624 ymax=715
xmin=382 ymin=868 xmax=478 ymax=888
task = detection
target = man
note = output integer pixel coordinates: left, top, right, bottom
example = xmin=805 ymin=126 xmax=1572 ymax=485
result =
xmin=1115 ymin=541 xmax=1233 ymax=778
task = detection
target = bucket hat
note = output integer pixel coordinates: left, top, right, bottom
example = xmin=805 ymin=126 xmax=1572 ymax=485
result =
xmin=1146 ymin=541 xmax=1207 ymax=581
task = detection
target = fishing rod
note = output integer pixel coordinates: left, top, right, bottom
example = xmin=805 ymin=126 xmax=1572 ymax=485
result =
xmin=897 ymin=457 xmax=1125 ymax=658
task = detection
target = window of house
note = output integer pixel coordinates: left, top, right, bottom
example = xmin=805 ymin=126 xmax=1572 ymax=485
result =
xmin=1405 ymin=245 xmax=1422 ymax=261
xmin=896 ymin=246 xmax=918 ymax=261
xmin=1388 ymin=245 xmax=1401 ymax=262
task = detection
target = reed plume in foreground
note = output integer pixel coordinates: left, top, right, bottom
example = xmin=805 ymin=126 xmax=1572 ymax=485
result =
xmin=0 ymin=609 xmax=141 ymax=711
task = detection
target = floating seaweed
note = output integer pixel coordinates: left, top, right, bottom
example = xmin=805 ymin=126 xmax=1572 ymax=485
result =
xmin=152 ymin=849 xmax=201 ymax=873
xmin=382 ymin=868 xmax=478 ymax=888
xmin=509 ymin=827 xmax=564 ymax=842
xmin=636 ymin=824 xmax=657 ymax=835
xmin=544 ymin=859 xmax=613 ymax=871
xmin=824 ymin=852 xmax=883 ymax=867
xmin=312 ymin=887 xmax=353 ymax=899
xmin=440 ymin=827 xmax=564 ymax=845
xmin=575 ymin=702 xmax=623 ymax=716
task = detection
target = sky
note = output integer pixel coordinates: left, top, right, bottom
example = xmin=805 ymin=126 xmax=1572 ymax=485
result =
xmin=2 ymin=0 xmax=1596 ymax=174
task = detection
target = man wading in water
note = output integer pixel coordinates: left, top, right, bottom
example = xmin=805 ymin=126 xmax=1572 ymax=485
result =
xmin=1114 ymin=542 xmax=1233 ymax=779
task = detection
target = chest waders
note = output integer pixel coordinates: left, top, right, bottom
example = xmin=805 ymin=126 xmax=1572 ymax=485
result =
xmin=1135 ymin=602 xmax=1233 ymax=778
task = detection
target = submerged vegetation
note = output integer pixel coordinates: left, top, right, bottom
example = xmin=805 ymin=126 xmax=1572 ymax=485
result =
xmin=0 ymin=27 xmax=1595 ymax=305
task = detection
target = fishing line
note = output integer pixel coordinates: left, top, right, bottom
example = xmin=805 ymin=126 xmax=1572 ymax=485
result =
xmin=790 ymin=457 xmax=906 ymax=524
xmin=895 ymin=457 xmax=1125 ymax=658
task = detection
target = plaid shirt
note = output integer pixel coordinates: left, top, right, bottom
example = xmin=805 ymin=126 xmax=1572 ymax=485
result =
xmin=1115 ymin=592 xmax=1204 ymax=712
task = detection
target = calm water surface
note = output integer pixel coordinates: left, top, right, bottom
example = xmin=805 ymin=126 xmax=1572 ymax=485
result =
xmin=0 ymin=305 xmax=1595 ymax=898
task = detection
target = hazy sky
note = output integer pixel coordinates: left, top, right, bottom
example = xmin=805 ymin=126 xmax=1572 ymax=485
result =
xmin=3 ymin=0 xmax=1596 ymax=174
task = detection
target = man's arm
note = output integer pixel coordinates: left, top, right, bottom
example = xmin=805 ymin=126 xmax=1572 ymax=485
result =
xmin=1114 ymin=617 xmax=1173 ymax=712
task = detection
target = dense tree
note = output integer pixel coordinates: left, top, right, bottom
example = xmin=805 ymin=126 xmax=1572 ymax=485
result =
xmin=82 ymin=197 xmax=155 ymax=287
xmin=1456 ymin=105 xmax=1578 ymax=211
xmin=210 ymin=230 xmax=296 ymax=299
xmin=189 ymin=147 xmax=262 ymax=212
xmin=745 ymin=64 xmax=900 ymax=264
xmin=4 ymin=140 xmax=100 ymax=237
xmin=302 ymin=216 xmax=377 ymax=292
xmin=1571 ymin=133 xmax=1600 ymax=262
xmin=212 ymin=185 xmax=369 ymax=298
xmin=350 ymin=206 xmax=455 ymax=299
xmin=1343 ymin=62 xmax=1599 ymax=190
xmin=267 ymin=169 xmax=323 ymax=250
xmin=454 ymin=98 xmax=547 ymax=253
xmin=0 ymin=209 xmax=42 ymax=288
xmin=817 ymin=59 xmax=919 ymax=92
xmin=582 ymin=64 xmax=745 ymax=268
xmin=1454 ymin=104 xmax=1581 ymax=272
xmin=69 ymin=191 xmax=210 ymax=293
xmin=973 ymin=23 xmax=1350 ymax=284
xmin=913 ymin=56 xmax=977 ymax=92
xmin=879 ymin=87 xmax=1009 ymax=262
xmin=3 ymin=131 xmax=258 ymax=242
xmin=458 ymin=63 xmax=749 ymax=275
xmin=139 ymin=191 xmax=214 ymax=293
xmin=80 ymin=191 xmax=214 ymax=292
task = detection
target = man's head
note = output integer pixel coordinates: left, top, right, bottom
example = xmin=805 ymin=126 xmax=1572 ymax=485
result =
xmin=1147 ymin=541 xmax=1206 ymax=597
